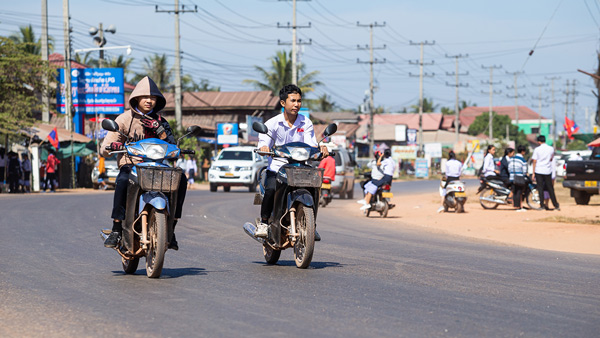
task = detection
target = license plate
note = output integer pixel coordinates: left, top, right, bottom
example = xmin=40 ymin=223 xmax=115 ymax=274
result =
xmin=455 ymin=192 xmax=467 ymax=197
xmin=584 ymin=181 xmax=597 ymax=187
xmin=321 ymin=184 xmax=331 ymax=189
xmin=224 ymin=173 xmax=234 ymax=177
xmin=382 ymin=192 xmax=393 ymax=198
xmin=108 ymin=177 xmax=116 ymax=183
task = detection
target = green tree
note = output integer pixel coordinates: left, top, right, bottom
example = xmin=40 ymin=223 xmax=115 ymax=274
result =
xmin=132 ymin=53 xmax=172 ymax=90
xmin=468 ymin=112 xmax=527 ymax=145
xmin=566 ymin=139 xmax=588 ymax=150
xmin=308 ymin=93 xmax=337 ymax=112
xmin=74 ymin=51 xmax=98 ymax=68
xmin=106 ymin=55 xmax=133 ymax=82
xmin=9 ymin=24 xmax=53 ymax=55
xmin=441 ymin=107 xmax=454 ymax=115
xmin=0 ymin=37 xmax=56 ymax=135
xmin=182 ymin=76 xmax=220 ymax=92
xmin=410 ymin=98 xmax=438 ymax=113
xmin=243 ymin=50 xmax=322 ymax=96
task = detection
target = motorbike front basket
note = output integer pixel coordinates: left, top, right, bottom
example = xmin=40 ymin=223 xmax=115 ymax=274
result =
xmin=136 ymin=165 xmax=183 ymax=192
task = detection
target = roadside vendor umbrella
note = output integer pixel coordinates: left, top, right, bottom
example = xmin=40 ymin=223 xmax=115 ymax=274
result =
xmin=588 ymin=137 xmax=600 ymax=147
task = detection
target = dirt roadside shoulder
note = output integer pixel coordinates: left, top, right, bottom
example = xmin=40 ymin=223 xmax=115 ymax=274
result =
xmin=344 ymin=185 xmax=600 ymax=256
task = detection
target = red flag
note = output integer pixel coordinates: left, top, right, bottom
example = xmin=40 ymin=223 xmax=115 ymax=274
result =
xmin=47 ymin=127 xmax=59 ymax=149
xmin=563 ymin=117 xmax=579 ymax=140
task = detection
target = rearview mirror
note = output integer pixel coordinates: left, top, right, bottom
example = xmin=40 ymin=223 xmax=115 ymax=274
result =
xmin=252 ymin=122 xmax=269 ymax=134
xmin=186 ymin=125 xmax=202 ymax=136
xmin=323 ymin=123 xmax=337 ymax=137
xmin=101 ymin=119 xmax=119 ymax=132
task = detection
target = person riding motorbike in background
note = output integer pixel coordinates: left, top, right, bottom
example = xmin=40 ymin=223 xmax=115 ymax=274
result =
xmin=256 ymin=84 xmax=329 ymax=238
xmin=318 ymin=145 xmax=336 ymax=183
xmin=499 ymin=147 xmax=514 ymax=188
xmin=478 ymin=145 xmax=501 ymax=193
xmin=101 ymin=76 xmax=187 ymax=251
xmin=357 ymin=149 xmax=395 ymax=211
xmin=437 ymin=151 xmax=462 ymax=213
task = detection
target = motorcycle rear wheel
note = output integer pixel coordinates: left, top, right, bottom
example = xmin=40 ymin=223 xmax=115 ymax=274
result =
xmin=294 ymin=205 xmax=315 ymax=269
xmin=379 ymin=200 xmax=389 ymax=218
xmin=456 ymin=202 xmax=464 ymax=213
xmin=146 ymin=209 xmax=167 ymax=278
xmin=263 ymin=244 xmax=281 ymax=265
xmin=122 ymin=257 xmax=140 ymax=274
xmin=526 ymin=188 xmax=542 ymax=210
xmin=479 ymin=188 xmax=499 ymax=209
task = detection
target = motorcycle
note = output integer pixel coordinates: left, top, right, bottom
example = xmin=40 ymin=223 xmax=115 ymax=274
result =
xmin=100 ymin=119 xmax=201 ymax=278
xmin=360 ymin=173 xmax=395 ymax=218
xmin=243 ymin=122 xmax=337 ymax=269
xmin=319 ymin=176 xmax=333 ymax=207
xmin=477 ymin=175 xmax=540 ymax=210
xmin=440 ymin=178 xmax=467 ymax=213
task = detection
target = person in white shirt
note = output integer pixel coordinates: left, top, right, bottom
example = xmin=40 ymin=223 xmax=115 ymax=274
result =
xmin=532 ymin=135 xmax=559 ymax=211
xmin=184 ymin=156 xmax=197 ymax=189
xmin=255 ymin=84 xmax=329 ymax=237
xmin=358 ymin=149 xmax=395 ymax=210
xmin=437 ymin=151 xmax=462 ymax=212
xmin=20 ymin=153 xmax=32 ymax=193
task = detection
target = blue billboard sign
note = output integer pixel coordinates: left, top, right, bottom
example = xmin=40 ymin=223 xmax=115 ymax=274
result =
xmin=57 ymin=68 xmax=125 ymax=115
xmin=217 ymin=123 xmax=239 ymax=145
xmin=246 ymin=116 xmax=263 ymax=143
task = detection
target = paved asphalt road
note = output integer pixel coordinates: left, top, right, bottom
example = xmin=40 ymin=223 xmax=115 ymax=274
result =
xmin=1 ymin=181 xmax=598 ymax=337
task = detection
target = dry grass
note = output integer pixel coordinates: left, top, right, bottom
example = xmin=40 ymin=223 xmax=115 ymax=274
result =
xmin=533 ymin=215 xmax=600 ymax=225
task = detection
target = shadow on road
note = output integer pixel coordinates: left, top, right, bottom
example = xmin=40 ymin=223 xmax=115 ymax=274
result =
xmin=253 ymin=260 xmax=344 ymax=270
xmin=112 ymin=267 xmax=207 ymax=278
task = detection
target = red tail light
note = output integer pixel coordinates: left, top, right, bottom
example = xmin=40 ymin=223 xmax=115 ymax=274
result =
xmin=382 ymin=184 xmax=391 ymax=191
xmin=323 ymin=178 xmax=331 ymax=184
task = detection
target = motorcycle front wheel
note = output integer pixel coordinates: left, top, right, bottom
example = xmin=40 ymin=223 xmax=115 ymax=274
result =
xmin=146 ymin=208 xmax=167 ymax=278
xmin=479 ymin=188 xmax=499 ymax=209
xmin=294 ymin=205 xmax=315 ymax=269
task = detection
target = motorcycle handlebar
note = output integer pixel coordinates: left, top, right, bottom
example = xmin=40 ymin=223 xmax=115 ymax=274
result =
xmin=180 ymin=149 xmax=195 ymax=155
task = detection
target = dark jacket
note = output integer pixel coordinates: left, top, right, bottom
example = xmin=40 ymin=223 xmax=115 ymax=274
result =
xmin=499 ymin=156 xmax=510 ymax=179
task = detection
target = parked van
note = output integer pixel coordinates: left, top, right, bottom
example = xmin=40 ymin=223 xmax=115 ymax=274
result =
xmin=329 ymin=145 xmax=356 ymax=199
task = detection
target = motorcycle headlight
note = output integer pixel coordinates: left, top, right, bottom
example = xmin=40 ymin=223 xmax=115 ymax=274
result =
xmin=167 ymin=149 xmax=180 ymax=158
xmin=289 ymin=147 xmax=309 ymax=161
xmin=141 ymin=144 xmax=167 ymax=160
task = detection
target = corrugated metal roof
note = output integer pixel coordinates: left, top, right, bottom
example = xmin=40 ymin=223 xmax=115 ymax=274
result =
xmin=358 ymin=113 xmax=443 ymax=131
xmin=459 ymin=106 xmax=542 ymax=128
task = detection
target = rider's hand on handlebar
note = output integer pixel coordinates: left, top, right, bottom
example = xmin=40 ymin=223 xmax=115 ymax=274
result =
xmin=110 ymin=142 xmax=124 ymax=151
xmin=259 ymin=146 xmax=270 ymax=153
xmin=320 ymin=145 xmax=329 ymax=157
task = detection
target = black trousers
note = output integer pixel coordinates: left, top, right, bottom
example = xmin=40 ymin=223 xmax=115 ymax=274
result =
xmin=444 ymin=176 xmax=459 ymax=189
xmin=536 ymin=173 xmax=559 ymax=209
xmin=43 ymin=172 xmax=56 ymax=191
xmin=112 ymin=165 xmax=187 ymax=221
xmin=260 ymin=170 xmax=279 ymax=221
xmin=513 ymin=184 xmax=525 ymax=208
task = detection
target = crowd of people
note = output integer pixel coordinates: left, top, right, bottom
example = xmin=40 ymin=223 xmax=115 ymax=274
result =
xmin=0 ymin=147 xmax=60 ymax=194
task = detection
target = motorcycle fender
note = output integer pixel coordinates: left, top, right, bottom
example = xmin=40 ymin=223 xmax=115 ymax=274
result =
xmin=139 ymin=191 xmax=170 ymax=214
xmin=286 ymin=189 xmax=315 ymax=210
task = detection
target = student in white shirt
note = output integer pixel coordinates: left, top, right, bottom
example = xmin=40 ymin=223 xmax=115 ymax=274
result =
xmin=532 ymin=135 xmax=559 ymax=211
xmin=255 ymin=84 xmax=329 ymax=237
xmin=437 ymin=151 xmax=462 ymax=212
xmin=358 ymin=149 xmax=395 ymax=210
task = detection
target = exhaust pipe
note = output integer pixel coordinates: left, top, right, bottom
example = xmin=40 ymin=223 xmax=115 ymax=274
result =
xmin=243 ymin=222 xmax=266 ymax=244
xmin=479 ymin=196 xmax=507 ymax=204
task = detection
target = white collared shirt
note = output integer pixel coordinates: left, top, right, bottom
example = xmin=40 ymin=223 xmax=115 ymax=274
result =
xmin=257 ymin=113 xmax=318 ymax=173
xmin=482 ymin=153 xmax=496 ymax=177
xmin=381 ymin=157 xmax=396 ymax=176
xmin=445 ymin=159 xmax=462 ymax=177
xmin=532 ymin=143 xmax=554 ymax=175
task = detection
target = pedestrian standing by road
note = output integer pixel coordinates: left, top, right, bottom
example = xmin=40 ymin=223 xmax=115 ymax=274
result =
xmin=7 ymin=151 xmax=21 ymax=193
xmin=532 ymin=135 xmax=560 ymax=211
xmin=185 ymin=155 xmax=197 ymax=189
xmin=20 ymin=153 xmax=31 ymax=193
xmin=509 ymin=145 xmax=528 ymax=212
xmin=0 ymin=148 xmax=6 ymax=187
xmin=201 ymin=157 xmax=210 ymax=182
xmin=43 ymin=149 xmax=59 ymax=192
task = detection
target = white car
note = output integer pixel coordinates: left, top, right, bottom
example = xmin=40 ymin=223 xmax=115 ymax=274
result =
xmin=208 ymin=146 xmax=267 ymax=192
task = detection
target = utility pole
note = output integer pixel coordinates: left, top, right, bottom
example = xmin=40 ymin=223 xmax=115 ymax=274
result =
xmin=409 ymin=40 xmax=435 ymax=154
xmin=357 ymin=22 xmax=386 ymax=158
xmin=62 ymin=0 xmax=75 ymax=188
xmin=570 ymin=79 xmax=578 ymax=121
xmin=156 ymin=2 xmax=197 ymax=132
xmin=278 ymin=0 xmax=311 ymax=85
xmin=481 ymin=65 xmax=502 ymax=140
xmin=531 ymin=82 xmax=549 ymax=133
xmin=563 ymin=79 xmax=570 ymax=145
xmin=506 ymin=71 xmax=525 ymax=138
xmin=445 ymin=53 xmax=468 ymax=143
xmin=41 ymin=0 xmax=50 ymax=123
xmin=545 ymin=76 xmax=560 ymax=145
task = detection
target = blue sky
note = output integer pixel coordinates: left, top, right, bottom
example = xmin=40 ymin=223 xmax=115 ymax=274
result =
xmin=1 ymin=0 xmax=598 ymax=130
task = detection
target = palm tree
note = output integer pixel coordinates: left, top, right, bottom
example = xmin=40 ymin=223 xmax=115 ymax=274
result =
xmin=182 ymin=75 xmax=220 ymax=92
xmin=410 ymin=98 xmax=439 ymax=114
xmin=243 ymin=50 xmax=322 ymax=96
xmin=308 ymin=93 xmax=337 ymax=112
xmin=106 ymin=55 xmax=133 ymax=81
xmin=74 ymin=52 xmax=98 ymax=67
xmin=132 ymin=54 xmax=172 ymax=90
xmin=9 ymin=24 xmax=54 ymax=55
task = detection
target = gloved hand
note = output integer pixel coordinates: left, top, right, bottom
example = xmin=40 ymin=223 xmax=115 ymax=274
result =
xmin=141 ymin=116 xmax=165 ymax=136
xmin=110 ymin=142 xmax=124 ymax=151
